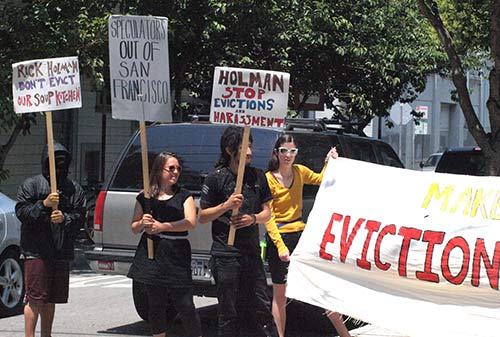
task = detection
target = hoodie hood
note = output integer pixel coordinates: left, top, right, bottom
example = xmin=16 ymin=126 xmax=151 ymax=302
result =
xmin=41 ymin=142 xmax=72 ymax=183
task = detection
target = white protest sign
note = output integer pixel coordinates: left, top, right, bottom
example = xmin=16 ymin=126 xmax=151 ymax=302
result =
xmin=109 ymin=15 xmax=171 ymax=122
xmin=210 ymin=67 xmax=289 ymax=128
xmin=287 ymin=159 xmax=500 ymax=337
xmin=12 ymin=56 xmax=81 ymax=114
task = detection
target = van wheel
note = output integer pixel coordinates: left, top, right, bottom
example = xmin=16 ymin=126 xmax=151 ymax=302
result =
xmin=132 ymin=280 xmax=178 ymax=323
xmin=0 ymin=248 xmax=24 ymax=317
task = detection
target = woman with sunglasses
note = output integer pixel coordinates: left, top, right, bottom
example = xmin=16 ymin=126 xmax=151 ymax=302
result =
xmin=127 ymin=152 xmax=202 ymax=337
xmin=265 ymin=135 xmax=351 ymax=337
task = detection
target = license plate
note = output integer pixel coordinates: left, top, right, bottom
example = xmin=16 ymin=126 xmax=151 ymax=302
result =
xmin=191 ymin=259 xmax=208 ymax=279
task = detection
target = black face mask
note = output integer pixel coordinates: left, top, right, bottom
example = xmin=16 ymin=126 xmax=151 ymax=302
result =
xmin=55 ymin=156 xmax=70 ymax=181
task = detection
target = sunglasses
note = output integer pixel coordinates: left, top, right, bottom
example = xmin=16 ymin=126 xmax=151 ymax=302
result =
xmin=278 ymin=147 xmax=298 ymax=155
xmin=163 ymin=165 xmax=182 ymax=173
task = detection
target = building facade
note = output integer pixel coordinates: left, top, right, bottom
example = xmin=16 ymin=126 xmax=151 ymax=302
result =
xmin=375 ymin=72 xmax=490 ymax=169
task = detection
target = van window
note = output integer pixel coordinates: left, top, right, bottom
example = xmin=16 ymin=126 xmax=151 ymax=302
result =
xmin=348 ymin=139 xmax=377 ymax=163
xmin=375 ymin=143 xmax=404 ymax=168
xmin=111 ymin=125 xmax=277 ymax=191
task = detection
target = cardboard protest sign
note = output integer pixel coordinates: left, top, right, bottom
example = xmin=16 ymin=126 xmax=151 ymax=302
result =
xmin=12 ymin=56 xmax=82 ymax=205
xmin=109 ymin=15 xmax=171 ymax=122
xmin=12 ymin=56 xmax=81 ymax=114
xmin=109 ymin=15 xmax=173 ymax=258
xmin=210 ymin=67 xmax=290 ymax=245
xmin=210 ymin=66 xmax=289 ymax=128
xmin=287 ymin=158 xmax=500 ymax=337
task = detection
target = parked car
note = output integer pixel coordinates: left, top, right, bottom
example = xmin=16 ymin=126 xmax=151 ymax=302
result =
xmin=435 ymin=146 xmax=485 ymax=176
xmin=0 ymin=192 xmax=23 ymax=317
xmin=85 ymin=119 xmax=404 ymax=323
xmin=419 ymin=152 xmax=442 ymax=172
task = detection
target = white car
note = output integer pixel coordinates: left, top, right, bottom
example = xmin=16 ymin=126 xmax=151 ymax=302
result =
xmin=0 ymin=192 xmax=23 ymax=317
xmin=419 ymin=152 xmax=443 ymax=172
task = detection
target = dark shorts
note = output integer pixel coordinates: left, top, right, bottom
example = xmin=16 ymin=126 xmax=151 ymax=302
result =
xmin=267 ymin=231 xmax=303 ymax=284
xmin=24 ymin=259 xmax=70 ymax=305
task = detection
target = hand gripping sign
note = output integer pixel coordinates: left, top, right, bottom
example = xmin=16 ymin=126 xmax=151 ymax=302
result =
xmin=210 ymin=66 xmax=290 ymax=245
xmin=12 ymin=56 xmax=82 ymax=207
xmin=109 ymin=15 xmax=172 ymax=259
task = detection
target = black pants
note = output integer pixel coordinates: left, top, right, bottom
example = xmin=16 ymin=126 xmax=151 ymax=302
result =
xmin=145 ymin=284 xmax=202 ymax=336
xmin=210 ymin=255 xmax=278 ymax=337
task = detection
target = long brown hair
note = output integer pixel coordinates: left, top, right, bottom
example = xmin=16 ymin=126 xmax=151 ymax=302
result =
xmin=267 ymin=134 xmax=296 ymax=172
xmin=149 ymin=151 xmax=180 ymax=198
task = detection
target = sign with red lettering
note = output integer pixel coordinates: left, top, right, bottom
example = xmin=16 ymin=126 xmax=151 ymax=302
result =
xmin=210 ymin=67 xmax=290 ymax=128
xmin=287 ymin=159 xmax=500 ymax=337
xmin=12 ymin=56 xmax=81 ymax=113
xmin=109 ymin=15 xmax=171 ymax=122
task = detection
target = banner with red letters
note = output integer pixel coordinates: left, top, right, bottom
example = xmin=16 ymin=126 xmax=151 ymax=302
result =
xmin=210 ymin=66 xmax=289 ymax=128
xmin=287 ymin=158 xmax=500 ymax=337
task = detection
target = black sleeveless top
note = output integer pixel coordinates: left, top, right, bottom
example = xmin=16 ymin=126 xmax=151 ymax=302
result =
xmin=127 ymin=188 xmax=193 ymax=286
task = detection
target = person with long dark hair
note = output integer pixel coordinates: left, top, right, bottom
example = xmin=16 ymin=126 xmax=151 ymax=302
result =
xmin=198 ymin=125 xmax=278 ymax=337
xmin=127 ymin=152 xmax=202 ymax=337
xmin=265 ymin=134 xmax=351 ymax=337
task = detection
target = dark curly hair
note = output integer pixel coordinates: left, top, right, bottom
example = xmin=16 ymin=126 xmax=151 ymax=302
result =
xmin=215 ymin=126 xmax=253 ymax=168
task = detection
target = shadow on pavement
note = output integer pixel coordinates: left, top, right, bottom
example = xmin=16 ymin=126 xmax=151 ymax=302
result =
xmin=98 ymin=302 xmax=349 ymax=337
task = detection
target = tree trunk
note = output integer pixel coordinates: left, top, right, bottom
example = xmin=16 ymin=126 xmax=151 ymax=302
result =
xmin=417 ymin=0 xmax=500 ymax=176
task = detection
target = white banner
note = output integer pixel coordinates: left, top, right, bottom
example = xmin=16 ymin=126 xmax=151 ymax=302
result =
xmin=109 ymin=15 xmax=171 ymax=122
xmin=210 ymin=66 xmax=289 ymax=128
xmin=287 ymin=158 xmax=500 ymax=337
xmin=12 ymin=56 xmax=81 ymax=113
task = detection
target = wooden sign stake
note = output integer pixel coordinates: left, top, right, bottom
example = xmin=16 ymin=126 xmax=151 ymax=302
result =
xmin=228 ymin=125 xmax=251 ymax=246
xmin=140 ymin=121 xmax=154 ymax=259
xmin=45 ymin=111 xmax=58 ymax=210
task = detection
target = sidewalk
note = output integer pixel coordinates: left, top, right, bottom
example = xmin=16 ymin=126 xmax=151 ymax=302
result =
xmin=350 ymin=324 xmax=408 ymax=337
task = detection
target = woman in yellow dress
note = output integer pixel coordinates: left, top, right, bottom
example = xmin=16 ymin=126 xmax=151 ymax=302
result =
xmin=265 ymin=134 xmax=351 ymax=337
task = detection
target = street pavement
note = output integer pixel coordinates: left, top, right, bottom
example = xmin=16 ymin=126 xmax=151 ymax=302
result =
xmin=0 ymin=244 xmax=407 ymax=337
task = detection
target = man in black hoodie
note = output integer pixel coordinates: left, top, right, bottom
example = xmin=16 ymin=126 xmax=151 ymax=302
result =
xmin=16 ymin=142 xmax=86 ymax=337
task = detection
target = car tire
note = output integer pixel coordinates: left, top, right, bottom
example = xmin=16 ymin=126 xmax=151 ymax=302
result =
xmin=85 ymin=204 xmax=95 ymax=240
xmin=0 ymin=248 xmax=24 ymax=317
xmin=132 ymin=280 xmax=177 ymax=323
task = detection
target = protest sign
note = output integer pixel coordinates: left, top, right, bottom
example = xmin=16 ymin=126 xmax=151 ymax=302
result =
xmin=12 ymin=56 xmax=82 ymax=201
xmin=287 ymin=158 xmax=500 ymax=337
xmin=109 ymin=15 xmax=173 ymax=258
xmin=12 ymin=56 xmax=81 ymax=114
xmin=109 ymin=15 xmax=171 ymax=122
xmin=210 ymin=66 xmax=289 ymax=128
xmin=210 ymin=67 xmax=289 ymax=244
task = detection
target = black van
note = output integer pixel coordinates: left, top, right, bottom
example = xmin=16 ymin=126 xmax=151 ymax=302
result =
xmin=85 ymin=119 xmax=403 ymax=323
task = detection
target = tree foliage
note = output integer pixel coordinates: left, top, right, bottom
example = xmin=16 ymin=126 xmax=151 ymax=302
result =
xmin=1 ymin=0 xmax=448 ymax=180
xmin=132 ymin=0 xmax=445 ymax=126
xmin=416 ymin=0 xmax=500 ymax=175
xmin=0 ymin=0 xmax=118 ymax=179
